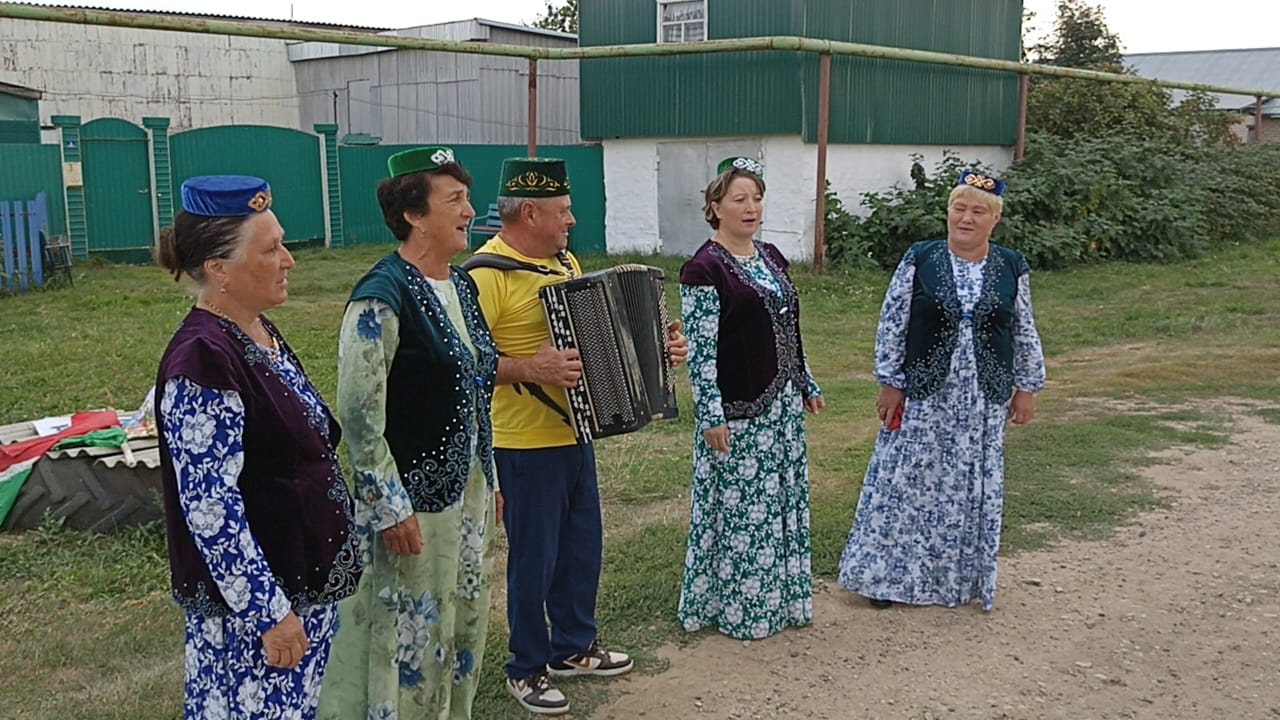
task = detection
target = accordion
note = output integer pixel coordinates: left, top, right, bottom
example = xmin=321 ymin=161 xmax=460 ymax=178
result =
xmin=539 ymin=264 xmax=679 ymax=441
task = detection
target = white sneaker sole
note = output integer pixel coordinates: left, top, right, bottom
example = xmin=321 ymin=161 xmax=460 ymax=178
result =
xmin=547 ymin=660 xmax=634 ymax=678
xmin=507 ymin=683 xmax=571 ymax=716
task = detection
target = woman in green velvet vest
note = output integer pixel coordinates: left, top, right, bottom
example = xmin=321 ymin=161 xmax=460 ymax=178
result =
xmin=837 ymin=171 xmax=1046 ymax=612
xmin=319 ymin=147 xmax=499 ymax=720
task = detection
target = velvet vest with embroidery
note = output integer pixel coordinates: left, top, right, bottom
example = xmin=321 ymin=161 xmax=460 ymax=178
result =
xmin=349 ymin=253 xmax=499 ymax=511
xmin=680 ymin=240 xmax=809 ymax=420
xmin=156 ymin=309 xmax=361 ymax=617
xmin=903 ymin=239 xmax=1030 ymax=403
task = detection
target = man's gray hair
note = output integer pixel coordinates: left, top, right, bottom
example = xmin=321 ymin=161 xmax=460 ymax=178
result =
xmin=497 ymin=195 xmax=549 ymax=222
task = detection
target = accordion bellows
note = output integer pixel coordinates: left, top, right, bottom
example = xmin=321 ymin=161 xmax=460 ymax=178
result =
xmin=540 ymin=264 xmax=679 ymax=441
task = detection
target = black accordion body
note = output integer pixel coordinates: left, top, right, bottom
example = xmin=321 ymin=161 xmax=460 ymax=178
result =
xmin=539 ymin=264 xmax=679 ymax=441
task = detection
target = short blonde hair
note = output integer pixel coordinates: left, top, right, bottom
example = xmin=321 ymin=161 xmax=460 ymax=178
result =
xmin=948 ymin=184 xmax=1003 ymax=215
xmin=703 ymin=169 xmax=766 ymax=229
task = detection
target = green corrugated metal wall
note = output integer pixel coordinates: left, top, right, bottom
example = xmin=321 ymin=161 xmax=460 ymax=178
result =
xmin=0 ymin=144 xmax=66 ymax=236
xmin=171 ymin=125 xmax=326 ymax=244
xmin=0 ymin=94 xmax=40 ymax=144
xmin=580 ymin=0 xmax=803 ymax=139
xmin=338 ymin=144 xmax=606 ymax=255
xmin=581 ymin=0 xmax=1021 ymax=145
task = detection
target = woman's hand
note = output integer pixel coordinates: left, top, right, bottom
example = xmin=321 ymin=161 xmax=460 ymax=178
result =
xmin=703 ymin=425 xmax=730 ymax=453
xmin=1009 ymin=390 xmax=1036 ymax=425
xmin=495 ymin=490 xmax=505 ymax=527
xmin=262 ymin=611 xmax=309 ymax=670
xmin=805 ymin=396 xmax=826 ymax=414
xmin=876 ymin=386 xmax=905 ymax=425
xmin=666 ymin=321 xmax=689 ymax=367
xmin=383 ymin=515 xmax=423 ymax=556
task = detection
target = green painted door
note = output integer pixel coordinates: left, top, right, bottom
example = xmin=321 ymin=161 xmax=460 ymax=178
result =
xmin=81 ymin=118 xmax=154 ymax=260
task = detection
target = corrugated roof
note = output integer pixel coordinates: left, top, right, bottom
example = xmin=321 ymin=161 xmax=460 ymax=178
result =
xmin=1125 ymin=47 xmax=1280 ymax=115
xmin=473 ymin=17 xmax=576 ymax=40
xmin=4 ymin=1 xmax=390 ymax=32
xmin=0 ymin=81 xmax=42 ymax=99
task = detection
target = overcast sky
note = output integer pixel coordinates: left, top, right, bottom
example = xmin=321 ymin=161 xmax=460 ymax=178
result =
xmin=9 ymin=0 xmax=1272 ymax=55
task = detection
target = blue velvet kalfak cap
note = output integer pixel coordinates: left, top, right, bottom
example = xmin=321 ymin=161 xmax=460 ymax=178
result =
xmin=180 ymin=175 xmax=273 ymax=217
xmin=956 ymin=170 xmax=1006 ymax=197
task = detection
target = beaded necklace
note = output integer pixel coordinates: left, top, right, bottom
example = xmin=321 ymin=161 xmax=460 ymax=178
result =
xmin=198 ymin=300 xmax=281 ymax=361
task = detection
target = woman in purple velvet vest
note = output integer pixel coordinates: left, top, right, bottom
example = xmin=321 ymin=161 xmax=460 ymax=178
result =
xmin=155 ymin=175 xmax=360 ymax=720
xmin=676 ymin=157 xmax=826 ymax=640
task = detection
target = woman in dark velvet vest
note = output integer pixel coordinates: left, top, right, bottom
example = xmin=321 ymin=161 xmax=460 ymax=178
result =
xmin=154 ymin=175 xmax=360 ymax=720
xmin=837 ymin=171 xmax=1046 ymax=612
xmin=676 ymin=157 xmax=826 ymax=641
xmin=318 ymin=147 xmax=499 ymax=720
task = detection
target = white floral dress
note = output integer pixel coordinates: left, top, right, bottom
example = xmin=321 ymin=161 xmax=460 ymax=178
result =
xmin=837 ymin=250 xmax=1046 ymax=610
xmin=318 ymin=276 xmax=495 ymax=720
xmin=677 ymin=253 xmax=821 ymax=640
xmin=160 ymin=351 xmax=340 ymax=720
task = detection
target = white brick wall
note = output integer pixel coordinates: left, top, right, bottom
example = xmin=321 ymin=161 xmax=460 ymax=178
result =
xmin=0 ymin=18 xmax=300 ymax=130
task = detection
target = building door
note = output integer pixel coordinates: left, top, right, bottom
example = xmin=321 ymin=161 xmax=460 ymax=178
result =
xmin=81 ymin=118 xmax=154 ymax=260
xmin=656 ymin=138 xmax=763 ymax=257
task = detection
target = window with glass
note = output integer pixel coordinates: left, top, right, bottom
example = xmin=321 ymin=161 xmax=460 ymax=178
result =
xmin=658 ymin=0 xmax=707 ymax=43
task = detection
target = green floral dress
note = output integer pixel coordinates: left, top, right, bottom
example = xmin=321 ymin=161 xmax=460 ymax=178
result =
xmin=319 ymin=277 xmax=495 ymax=720
xmin=677 ymin=252 xmax=821 ymax=640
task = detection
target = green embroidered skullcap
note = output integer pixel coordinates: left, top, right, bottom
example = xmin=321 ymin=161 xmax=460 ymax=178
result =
xmin=387 ymin=146 xmax=458 ymax=178
xmin=498 ymin=157 xmax=571 ymax=198
xmin=717 ymin=156 xmax=764 ymax=178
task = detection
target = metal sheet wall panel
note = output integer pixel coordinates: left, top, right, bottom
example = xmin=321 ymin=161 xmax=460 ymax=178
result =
xmin=294 ymin=51 xmax=581 ymax=144
xmin=0 ymin=143 xmax=66 ymax=236
xmin=170 ymin=125 xmax=326 ymax=243
xmin=338 ymin=143 xmax=605 ymax=254
xmin=580 ymin=0 xmax=1022 ymax=145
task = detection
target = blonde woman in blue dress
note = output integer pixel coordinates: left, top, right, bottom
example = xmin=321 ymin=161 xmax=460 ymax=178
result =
xmin=838 ymin=171 xmax=1045 ymax=611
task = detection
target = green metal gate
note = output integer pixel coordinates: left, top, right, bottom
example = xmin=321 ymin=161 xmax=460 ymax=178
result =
xmin=170 ymin=126 xmax=326 ymax=245
xmin=81 ymin=118 xmax=154 ymax=261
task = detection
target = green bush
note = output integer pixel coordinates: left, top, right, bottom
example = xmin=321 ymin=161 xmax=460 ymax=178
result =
xmin=825 ymin=134 xmax=1280 ymax=271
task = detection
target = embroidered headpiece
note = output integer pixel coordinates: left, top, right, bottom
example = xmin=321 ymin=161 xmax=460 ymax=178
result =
xmin=498 ymin=157 xmax=571 ymax=198
xmin=180 ymin=175 xmax=272 ymax=217
xmin=717 ymin=156 xmax=764 ymax=178
xmin=957 ymin=170 xmax=1006 ymax=197
xmin=387 ymin=146 xmax=459 ymax=178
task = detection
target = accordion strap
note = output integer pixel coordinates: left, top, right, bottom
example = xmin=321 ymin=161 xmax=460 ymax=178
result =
xmin=461 ymin=253 xmax=565 ymax=276
xmin=466 ymin=253 xmax=578 ymax=433
xmin=514 ymin=380 xmax=573 ymax=428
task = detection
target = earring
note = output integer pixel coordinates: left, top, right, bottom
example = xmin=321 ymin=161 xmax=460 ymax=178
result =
xmin=219 ymin=286 xmax=227 ymax=294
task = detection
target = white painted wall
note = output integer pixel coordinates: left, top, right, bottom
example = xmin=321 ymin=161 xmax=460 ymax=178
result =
xmin=602 ymin=136 xmax=1014 ymax=261
xmin=1 ymin=18 xmax=299 ymax=130
xmin=602 ymin=139 xmax=661 ymax=254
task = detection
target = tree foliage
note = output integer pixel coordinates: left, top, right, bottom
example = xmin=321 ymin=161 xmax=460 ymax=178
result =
xmin=823 ymin=137 xmax=1280 ymax=271
xmin=1025 ymin=0 xmax=1234 ymax=145
xmin=1027 ymin=0 xmax=1123 ymax=70
xmin=533 ymin=0 xmax=578 ymax=34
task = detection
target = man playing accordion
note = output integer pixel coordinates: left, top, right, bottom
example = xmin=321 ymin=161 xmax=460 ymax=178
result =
xmin=466 ymin=157 xmax=688 ymax=716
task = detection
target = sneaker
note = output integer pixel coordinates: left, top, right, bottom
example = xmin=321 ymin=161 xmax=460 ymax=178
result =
xmin=548 ymin=638 xmax=634 ymax=677
xmin=507 ymin=671 xmax=570 ymax=716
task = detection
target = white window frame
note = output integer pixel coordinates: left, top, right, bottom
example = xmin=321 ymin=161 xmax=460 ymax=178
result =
xmin=657 ymin=0 xmax=707 ymax=44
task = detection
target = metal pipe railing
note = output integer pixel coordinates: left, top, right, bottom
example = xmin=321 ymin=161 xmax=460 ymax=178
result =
xmin=3 ymin=4 xmax=1279 ymax=98
xmin=4 ymin=2 xmax=1275 ymax=269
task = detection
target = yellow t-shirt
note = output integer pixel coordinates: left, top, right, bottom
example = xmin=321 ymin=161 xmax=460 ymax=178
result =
xmin=468 ymin=235 xmax=582 ymax=450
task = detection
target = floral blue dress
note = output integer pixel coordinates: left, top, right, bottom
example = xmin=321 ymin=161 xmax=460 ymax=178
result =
xmin=678 ymin=252 xmax=822 ymax=640
xmin=837 ymin=250 xmax=1045 ymax=610
xmin=160 ymin=349 xmax=341 ymax=720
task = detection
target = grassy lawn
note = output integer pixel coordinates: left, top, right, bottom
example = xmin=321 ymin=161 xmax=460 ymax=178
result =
xmin=1 ymin=239 xmax=1278 ymax=719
